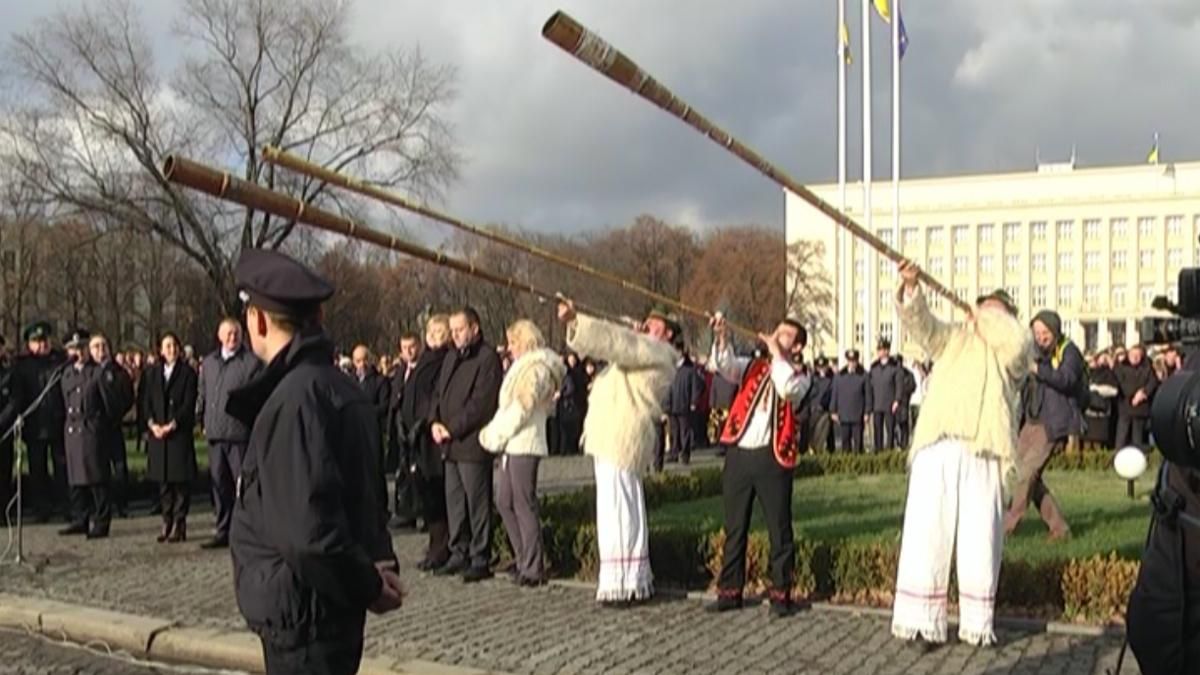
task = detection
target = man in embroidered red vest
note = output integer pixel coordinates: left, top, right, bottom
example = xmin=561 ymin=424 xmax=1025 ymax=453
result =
xmin=705 ymin=314 xmax=811 ymax=617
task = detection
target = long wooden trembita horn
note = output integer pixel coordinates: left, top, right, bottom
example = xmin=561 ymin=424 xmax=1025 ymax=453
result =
xmin=542 ymin=11 xmax=971 ymax=315
xmin=260 ymin=145 xmax=757 ymax=337
xmin=162 ymin=155 xmax=623 ymax=325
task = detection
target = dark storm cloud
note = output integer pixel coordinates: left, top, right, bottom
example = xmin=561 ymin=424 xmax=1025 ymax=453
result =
xmin=4 ymin=0 xmax=1198 ymax=234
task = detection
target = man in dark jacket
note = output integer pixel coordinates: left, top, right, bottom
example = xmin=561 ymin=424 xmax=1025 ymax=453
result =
xmin=893 ymin=355 xmax=917 ymax=450
xmin=831 ymin=350 xmax=870 ymax=452
xmin=1114 ymin=344 xmax=1158 ymax=450
xmin=1004 ymin=310 xmax=1077 ymax=539
xmin=59 ymin=329 xmax=113 ymax=538
xmin=226 ymin=249 xmax=400 ymax=675
xmin=0 ymin=336 xmax=14 ymax=514
xmin=388 ymin=332 xmax=423 ymax=529
xmin=666 ymin=351 xmax=705 ymax=465
xmin=555 ymin=352 xmax=588 ymax=456
xmin=429 ymin=307 xmax=503 ymax=582
xmin=12 ymin=320 xmax=68 ymax=522
xmin=868 ymin=338 xmax=902 ymax=451
xmin=352 ymin=344 xmax=390 ymax=454
xmin=88 ymin=334 xmax=133 ymax=527
xmin=807 ymin=356 xmax=835 ymax=453
xmin=197 ymin=318 xmax=260 ymax=549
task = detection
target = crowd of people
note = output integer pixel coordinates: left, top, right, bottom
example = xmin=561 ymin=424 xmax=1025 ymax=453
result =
xmin=1 ymin=247 xmax=1193 ymax=672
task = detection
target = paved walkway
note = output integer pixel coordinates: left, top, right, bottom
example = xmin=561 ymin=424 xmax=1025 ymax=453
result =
xmin=0 ymin=505 xmax=1142 ymax=675
xmin=0 ymin=627 xmax=214 ymax=674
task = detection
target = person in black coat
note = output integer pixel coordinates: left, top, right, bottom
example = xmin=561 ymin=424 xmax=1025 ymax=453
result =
xmin=893 ymin=355 xmax=917 ymax=450
xmin=1114 ymin=344 xmax=1158 ymax=450
xmin=831 ymin=350 xmax=870 ymax=452
xmin=91 ymin=336 xmax=135 ymax=519
xmin=0 ymin=335 xmax=16 ymax=516
xmin=429 ymin=306 xmax=503 ymax=582
xmin=11 ymin=321 xmax=69 ymax=522
xmin=555 ymin=352 xmax=588 ymax=456
xmin=1005 ymin=310 xmax=1077 ymax=539
xmin=351 ymin=344 xmax=390 ymax=460
xmin=225 ymin=249 xmax=401 ymax=675
xmin=142 ymin=332 xmax=198 ymax=543
xmin=868 ymin=339 xmax=902 ymax=451
xmin=665 ymin=351 xmax=705 ymax=465
xmin=807 ymin=356 xmax=835 ymax=453
xmin=388 ymin=331 xmax=422 ymax=530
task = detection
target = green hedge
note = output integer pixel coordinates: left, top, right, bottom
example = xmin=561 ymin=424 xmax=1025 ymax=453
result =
xmin=791 ymin=448 xmax=1155 ymax=476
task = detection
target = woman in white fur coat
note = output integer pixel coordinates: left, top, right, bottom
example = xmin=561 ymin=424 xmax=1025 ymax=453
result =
xmin=891 ymin=261 xmax=1034 ymax=648
xmin=558 ymin=300 xmax=678 ymax=605
xmin=479 ymin=320 xmax=566 ymax=586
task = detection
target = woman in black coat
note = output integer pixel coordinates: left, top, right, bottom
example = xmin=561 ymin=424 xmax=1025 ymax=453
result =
xmin=141 ymin=333 xmax=198 ymax=543
xmin=402 ymin=316 xmax=451 ymax=570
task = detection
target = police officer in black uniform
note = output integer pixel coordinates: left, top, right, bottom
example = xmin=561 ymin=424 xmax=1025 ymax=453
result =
xmin=225 ymin=249 xmax=402 ymax=675
xmin=0 ymin=335 xmax=15 ymax=512
xmin=12 ymin=321 xmax=68 ymax=521
xmin=59 ymin=329 xmax=119 ymax=539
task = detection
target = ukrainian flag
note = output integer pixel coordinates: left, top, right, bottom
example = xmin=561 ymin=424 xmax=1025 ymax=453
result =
xmin=1147 ymin=138 xmax=1160 ymax=165
xmin=873 ymin=0 xmax=909 ymax=59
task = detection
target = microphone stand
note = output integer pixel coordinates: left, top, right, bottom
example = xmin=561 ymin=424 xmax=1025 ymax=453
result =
xmin=2 ymin=361 xmax=70 ymax=566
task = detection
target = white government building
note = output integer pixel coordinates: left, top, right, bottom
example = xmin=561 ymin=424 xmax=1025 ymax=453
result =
xmin=785 ymin=158 xmax=1200 ymax=360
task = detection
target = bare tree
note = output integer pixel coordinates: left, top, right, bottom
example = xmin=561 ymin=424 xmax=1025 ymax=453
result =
xmin=0 ymin=0 xmax=459 ymax=313
xmin=785 ymin=239 xmax=835 ymax=355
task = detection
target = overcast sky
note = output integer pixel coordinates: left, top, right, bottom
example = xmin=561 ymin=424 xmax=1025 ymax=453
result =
xmin=3 ymin=0 xmax=1198 ymax=236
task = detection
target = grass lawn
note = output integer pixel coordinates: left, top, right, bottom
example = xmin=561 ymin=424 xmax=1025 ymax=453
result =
xmin=650 ymin=469 xmax=1156 ymax=563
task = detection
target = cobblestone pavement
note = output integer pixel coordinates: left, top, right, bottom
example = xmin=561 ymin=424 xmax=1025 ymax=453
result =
xmin=0 ymin=627 xmax=237 ymax=674
xmin=0 ymin=511 xmax=1142 ymax=675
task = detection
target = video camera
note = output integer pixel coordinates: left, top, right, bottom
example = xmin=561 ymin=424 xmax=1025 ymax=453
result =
xmin=1148 ymin=268 xmax=1200 ymax=470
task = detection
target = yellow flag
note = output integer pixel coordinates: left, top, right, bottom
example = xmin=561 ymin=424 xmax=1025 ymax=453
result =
xmin=873 ymin=0 xmax=892 ymax=23
xmin=1147 ymin=143 xmax=1159 ymax=165
xmin=840 ymin=22 xmax=853 ymax=65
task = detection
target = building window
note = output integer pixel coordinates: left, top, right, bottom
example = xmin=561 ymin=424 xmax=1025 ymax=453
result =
xmin=1168 ymin=248 xmax=1184 ymax=269
xmin=1058 ymin=284 xmax=1073 ymax=307
xmin=1004 ymin=286 xmax=1020 ymax=305
xmin=1083 ymin=284 xmax=1099 ymax=306
xmin=928 ymin=227 xmax=945 ymax=245
xmin=1084 ymin=218 xmax=1101 ymax=239
xmin=1084 ymin=251 xmax=1100 ymax=270
xmin=1057 ymin=252 xmax=1073 ymax=270
xmin=1031 ymin=221 xmax=1047 ymax=240
xmin=954 ymin=256 xmax=968 ymax=275
xmin=1003 ymin=222 xmax=1021 ymax=242
xmin=1140 ymin=250 xmax=1154 ymax=268
xmin=1005 ymin=254 xmax=1020 ymax=273
xmin=929 ymin=257 xmax=944 ymax=276
xmin=953 ymin=225 xmax=970 ymax=246
xmin=901 ymin=227 xmax=919 ymax=250
xmin=1112 ymin=250 xmax=1128 ymax=269
xmin=954 ymin=287 xmax=969 ymax=302
xmin=1111 ymin=217 xmax=1128 ymax=239
xmin=878 ymin=290 xmax=892 ymax=309
xmin=878 ymin=229 xmax=894 ymax=245
xmin=878 ymin=258 xmax=892 ymax=276
xmin=1138 ymin=216 xmax=1156 ymax=237
xmin=1139 ymin=285 xmax=1155 ymax=307
xmin=1062 ymin=319 xmax=1075 ymax=340
xmin=854 ymin=323 xmax=864 ymax=345
xmin=879 ymin=322 xmax=893 ymax=342
xmin=1112 ymin=285 xmax=1126 ymax=309
xmin=1168 ymin=215 xmax=1184 ymax=236
xmin=854 ymin=259 xmax=865 ymax=278
xmin=980 ymin=255 xmax=994 ymax=274
xmin=979 ymin=224 xmax=994 ymax=243
xmin=856 ymin=289 xmax=866 ymax=308
xmin=1032 ymin=285 xmax=1047 ymax=306
xmin=1057 ymin=220 xmax=1074 ymax=240
xmin=1032 ymin=253 xmax=1047 ymax=272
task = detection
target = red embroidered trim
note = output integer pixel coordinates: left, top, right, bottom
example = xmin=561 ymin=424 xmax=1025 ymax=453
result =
xmin=896 ymin=588 xmax=949 ymax=600
xmin=768 ymin=588 xmax=790 ymax=601
xmin=717 ymin=588 xmax=743 ymax=599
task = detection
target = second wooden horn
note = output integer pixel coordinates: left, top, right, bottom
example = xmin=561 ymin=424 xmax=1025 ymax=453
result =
xmin=542 ymin=11 xmax=970 ymax=315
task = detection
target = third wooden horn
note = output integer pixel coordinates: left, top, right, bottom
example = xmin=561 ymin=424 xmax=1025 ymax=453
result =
xmin=542 ymin=11 xmax=970 ymax=314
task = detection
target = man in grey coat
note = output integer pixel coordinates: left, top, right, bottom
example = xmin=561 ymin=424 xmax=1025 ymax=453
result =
xmin=197 ymin=318 xmax=261 ymax=549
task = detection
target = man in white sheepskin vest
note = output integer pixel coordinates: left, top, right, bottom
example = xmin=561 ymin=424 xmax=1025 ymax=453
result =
xmin=891 ymin=261 xmax=1034 ymax=648
xmin=558 ymin=299 xmax=678 ymax=606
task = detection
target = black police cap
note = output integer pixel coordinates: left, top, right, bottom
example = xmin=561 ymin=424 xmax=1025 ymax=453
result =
xmin=23 ymin=321 xmax=53 ymax=342
xmin=65 ymin=328 xmax=91 ymax=348
xmin=235 ymin=249 xmax=334 ymax=316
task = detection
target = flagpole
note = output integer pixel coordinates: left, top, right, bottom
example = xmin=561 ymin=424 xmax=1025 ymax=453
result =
xmin=838 ymin=0 xmax=848 ymax=361
xmin=862 ymin=0 xmax=874 ymax=358
xmin=891 ymin=0 xmax=901 ymax=348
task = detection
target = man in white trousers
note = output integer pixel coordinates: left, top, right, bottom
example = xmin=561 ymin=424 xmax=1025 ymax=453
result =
xmin=891 ymin=262 xmax=1034 ymax=647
